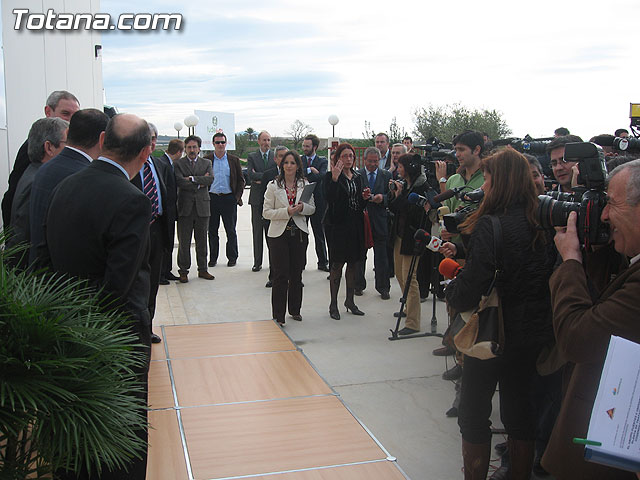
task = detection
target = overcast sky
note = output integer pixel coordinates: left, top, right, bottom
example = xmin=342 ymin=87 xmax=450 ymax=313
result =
xmin=101 ymin=0 xmax=639 ymax=142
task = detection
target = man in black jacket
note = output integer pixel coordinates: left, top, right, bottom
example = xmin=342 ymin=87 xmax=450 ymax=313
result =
xmin=302 ymin=134 xmax=329 ymax=271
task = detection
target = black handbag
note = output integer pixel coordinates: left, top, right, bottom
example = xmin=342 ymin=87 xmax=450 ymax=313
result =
xmin=453 ymin=216 xmax=505 ymax=360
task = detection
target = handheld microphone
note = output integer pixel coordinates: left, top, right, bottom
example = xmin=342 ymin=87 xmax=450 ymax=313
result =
xmin=407 ymin=192 xmax=427 ymax=207
xmin=414 ymin=229 xmax=443 ymax=252
xmin=439 ymin=258 xmax=462 ymax=279
xmin=432 ymin=186 xmax=466 ymax=204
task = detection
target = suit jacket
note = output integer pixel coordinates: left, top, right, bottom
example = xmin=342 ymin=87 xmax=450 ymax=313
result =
xmin=174 ymin=155 xmax=213 ymax=217
xmin=359 ymin=166 xmax=391 ymax=237
xmin=155 ymin=152 xmax=178 ymax=223
xmin=542 ymin=259 xmax=640 ymax=480
xmin=29 ymin=147 xmax=93 ymax=264
xmin=381 ymin=150 xmax=392 ymax=170
xmin=6 ymin=163 xmax=41 ymax=266
xmin=44 ymin=160 xmax=152 ymax=328
xmin=247 ymin=149 xmax=276 ymax=205
xmin=131 ymin=157 xmax=171 ymax=250
xmin=262 ymin=179 xmax=315 ymax=237
xmin=203 ymin=151 xmax=245 ymax=204
xmin=302 ymin=154 xmax=328 ymax=205
xmin=2 ymin=139 xmax=29 ymax=226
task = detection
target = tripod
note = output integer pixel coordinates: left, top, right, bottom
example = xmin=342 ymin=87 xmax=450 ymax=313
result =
xmin=389 ymin=240 xmax=444 ymax=341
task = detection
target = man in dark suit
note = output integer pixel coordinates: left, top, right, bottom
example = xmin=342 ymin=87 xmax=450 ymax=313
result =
xmin=205 ymin=132 xmax=244 ymax=267
xmin=6 ymin=117 xmax=68 ymax=269
xmin=543 ymin=159 xmax=640 ymax=480
xmin=2 ymin=90 xmax=79 ymax=226
xmin=130 ymin=123 xmax=171 ymax=344
xmin=29 ymin=108 xmax=108 ymax=266
xmin=44 ymin=113 xmax=153 ymax=479
xmin=356 ymin=147 xmax=392 ymax=299
xmin=246 ymin=130 xmax=276 ymax=272
xmin=174 ymin=135 xmax=214 ymax=282
xmin=157 ymin=138 xmax=183 ymax=283
xmin=302 ymin=134 xmax=329 ymax=271
xmin=375 ymin=132 xmax=392 ymax=170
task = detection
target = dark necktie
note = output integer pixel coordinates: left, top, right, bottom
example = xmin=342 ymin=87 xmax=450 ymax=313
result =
xmin=369 ymin=171 xmax=376 ymax=190
xmin=143 ymin=161 xmax=159 ymax=223
xmin=263 ymin=152 xmax=268 ymax=167
xmin=308 ymin=156 xmax=313 ymax=168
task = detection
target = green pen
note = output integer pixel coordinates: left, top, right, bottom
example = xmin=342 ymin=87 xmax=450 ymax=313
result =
xmin=573 ymin=438 xmax=602 ymax=446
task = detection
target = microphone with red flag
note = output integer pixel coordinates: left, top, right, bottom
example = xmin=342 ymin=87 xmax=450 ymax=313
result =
xmin=439 ymin=257 xmax=463 ymax=279
xmin=414 ymin=229 xmax=443 ymax=252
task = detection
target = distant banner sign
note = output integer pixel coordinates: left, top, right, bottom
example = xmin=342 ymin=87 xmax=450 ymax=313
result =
xmin=194 ymin=110 xmax=235 ymax=151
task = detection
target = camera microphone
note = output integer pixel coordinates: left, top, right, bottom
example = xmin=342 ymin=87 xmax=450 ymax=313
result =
xmin=432 ymin=186 xmax=466 ymax=203
xmin=439 ymin=258 xmax=462 ymax=279
xmin=462 ymin=188 xmax=484 ymax=202
xmin=414 ymin=229 xmax=443 ymax=252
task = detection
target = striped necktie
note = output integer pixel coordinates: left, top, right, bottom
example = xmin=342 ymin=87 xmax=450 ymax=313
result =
xmin=143 ymin=161 xmax=159 ymax=223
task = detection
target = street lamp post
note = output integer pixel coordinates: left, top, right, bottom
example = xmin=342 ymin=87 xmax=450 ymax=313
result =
xmin=328 ymin=114 xmax=339 ymax=137
xmin=174 ymin=121 xmax=183 ymax=138
xmin=184 ymin=114 xmax=199 ymax=137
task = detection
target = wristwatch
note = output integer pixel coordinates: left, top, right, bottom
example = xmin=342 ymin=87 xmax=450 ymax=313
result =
xmin=439 ymin=177 xmax=447 ymax=183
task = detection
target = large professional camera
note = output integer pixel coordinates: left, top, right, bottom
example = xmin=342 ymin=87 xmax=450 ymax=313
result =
xmin=613 ymin=136 xmax=640 ymax=153
xmin=536 ymin=142 xmax=610 ymax=248
xmin=493 ymin=134 xmax=553 ymax=155
xmin=414 ymin=138 xmax=458 ymax=178
xmin=441 ymin=188 xmax=485 ymax=234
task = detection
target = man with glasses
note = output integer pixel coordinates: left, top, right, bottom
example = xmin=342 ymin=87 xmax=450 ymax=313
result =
xmin=207 ymin=132 xmax=244 ymax=268
xmin=546 ymin=135 xmax=584 ymax=193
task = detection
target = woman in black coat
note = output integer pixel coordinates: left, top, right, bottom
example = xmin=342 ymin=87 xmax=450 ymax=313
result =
xmin=323 ymin=143 xmax=371 ymax=320
xmin=444 ymin=148 xmax=554 ymax=480
xmin=387 ymin=153 xmax=431 ymax=335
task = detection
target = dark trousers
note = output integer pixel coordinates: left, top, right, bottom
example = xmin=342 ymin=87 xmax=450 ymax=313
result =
xmin=177 ymin=212 xmax=209 ymax=274
xmin=161 ymin=220 xmax=175 ymax=277
xmin=209 ymin=193 xmax=238 ymax=263
xmin=250 ymin=203 xmax=268 ymax=268
xmin=356 ymin=220 xmax=390 ymax=294
xmin=458 ymin=348 xmax=539 ymax=444
xmin=147 ymin=221 xmax=164 ymax=326
xmin=267 ymin=228 xmax=308 ymax=322
xmin=309 ymin=205 xmax=327 ymax=267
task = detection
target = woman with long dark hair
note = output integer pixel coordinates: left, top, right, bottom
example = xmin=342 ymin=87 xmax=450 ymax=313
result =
xmin=263 ymin=151 xmax=315 ymax=325
xmin=323 ymin=143 xmax=370 ymax=320
xmin=387 ymin=153 xmax=431 ymax=335
xmin=445 ymin=148 xmax=554 ymax=479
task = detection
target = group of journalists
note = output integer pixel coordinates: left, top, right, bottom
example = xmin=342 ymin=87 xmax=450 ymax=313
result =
xmin=346 ymin=129 xmax=640 ymax=480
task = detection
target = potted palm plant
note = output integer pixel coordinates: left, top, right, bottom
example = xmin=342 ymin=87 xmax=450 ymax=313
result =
xmin=0 ymin=242 xmax=148 ymax=479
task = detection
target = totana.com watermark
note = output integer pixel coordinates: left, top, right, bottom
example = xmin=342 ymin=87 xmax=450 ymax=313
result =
xmin=13 ymin=9 xmax=183 ymax=31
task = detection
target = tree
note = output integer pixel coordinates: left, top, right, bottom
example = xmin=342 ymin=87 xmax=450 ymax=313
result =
xmin=245 ymin=127 xmax=256 ymax=141
xmin=388 ymin=117 xmax=408 ymax=145
xmin=362 ymin=120 xmax=376 ymax=141
xmin=285 ymin=120 xmax=312 ymax=150
xmin=412 ymin=103 xmax=512 ymax=144
xmin=230 ymin=133 xmax=249 ymax=157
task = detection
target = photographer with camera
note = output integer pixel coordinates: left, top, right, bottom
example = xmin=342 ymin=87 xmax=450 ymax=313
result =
xmin=387 ymin=153 xmax=431 ymax=335
xmin=541 ymin=160 xmax=640 ymax=480
xmin=445 ymin=148 xmax=555 ymax=480
xmin=547 ymin=134 xmax=583 ymax=194
xmin=440 ymin=131 xmax=485 ymax=243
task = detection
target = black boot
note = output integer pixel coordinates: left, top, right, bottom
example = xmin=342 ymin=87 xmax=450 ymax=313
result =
xmin=462 ymin=439 xmax=491 ymax=480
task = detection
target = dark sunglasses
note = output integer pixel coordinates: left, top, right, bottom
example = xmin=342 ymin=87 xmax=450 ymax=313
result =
xmin=214 ymin=140 xmax=226 ymax=145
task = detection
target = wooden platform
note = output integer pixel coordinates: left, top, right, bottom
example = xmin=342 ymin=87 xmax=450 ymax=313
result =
xmin=147 ymin=321 xmax=408 ymax=480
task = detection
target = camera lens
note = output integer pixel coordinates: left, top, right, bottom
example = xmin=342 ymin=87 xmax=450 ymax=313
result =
xmin=537 ymin=195 xmax=580 ymax=229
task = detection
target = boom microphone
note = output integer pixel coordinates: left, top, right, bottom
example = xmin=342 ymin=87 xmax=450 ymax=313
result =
xmin=439 ymin=258 xmax=462 ymax=279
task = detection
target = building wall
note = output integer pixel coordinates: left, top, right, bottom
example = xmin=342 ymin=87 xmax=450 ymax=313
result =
xmin=0 ymin=0 xmax=103 ymax=223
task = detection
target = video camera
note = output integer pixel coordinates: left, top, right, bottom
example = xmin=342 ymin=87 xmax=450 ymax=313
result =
xmin=413 ymin=137 xmax=458 ymax=178
xmin=492 ymin=134 xmax=553 ymax=155
xmin=612 ymin=136 xmax=640 ymax=153
xmin=440 ymin=188 xmax=485 ymax=234
xmin=536 ymin=142 xmax=610 ymax=248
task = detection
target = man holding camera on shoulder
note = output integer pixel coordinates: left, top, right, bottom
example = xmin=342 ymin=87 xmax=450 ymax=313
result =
xmin=543 ymin=159 xmax=640 ymax=480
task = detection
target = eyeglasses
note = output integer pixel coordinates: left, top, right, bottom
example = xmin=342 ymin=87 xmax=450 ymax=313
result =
xmin=550 ymin=159 xmax=574 ymax=167
xmin=214 ymin=141 xmax=226 ymax=145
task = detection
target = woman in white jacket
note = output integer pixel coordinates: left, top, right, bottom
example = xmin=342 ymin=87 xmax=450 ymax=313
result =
xmin=262 ymin=151 xmax=315 ymax=325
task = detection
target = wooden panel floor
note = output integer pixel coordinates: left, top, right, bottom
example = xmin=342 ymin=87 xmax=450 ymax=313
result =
xmin=147 ymin=321 xmax=407 ymax=480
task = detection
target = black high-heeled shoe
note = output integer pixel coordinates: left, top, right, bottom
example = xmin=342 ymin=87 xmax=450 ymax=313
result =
xmin=344 ymin=301 xmax=365 ymax=316
xmin=329 ymin=305 xmax=341 ymax=320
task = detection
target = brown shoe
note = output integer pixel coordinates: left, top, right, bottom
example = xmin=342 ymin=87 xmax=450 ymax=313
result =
xmin=179 ymin=274 xmax=188 ymax=283
xmin=433 ymin=345 xmax=456 ymax=357
xmin=198 ymin=271 xmax=215 ymax=280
